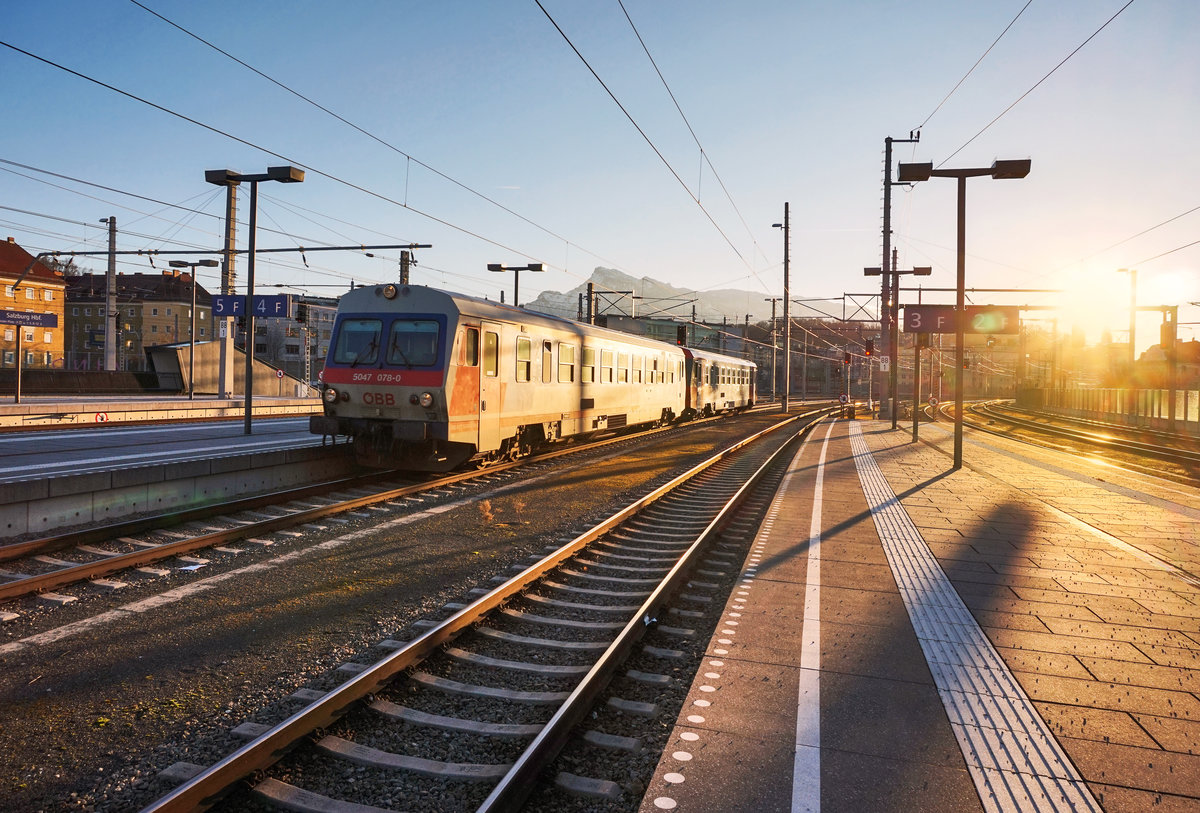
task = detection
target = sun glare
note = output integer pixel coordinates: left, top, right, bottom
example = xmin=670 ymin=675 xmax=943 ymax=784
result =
xmin=1054 ymin=268 xmax=1130 ymax=342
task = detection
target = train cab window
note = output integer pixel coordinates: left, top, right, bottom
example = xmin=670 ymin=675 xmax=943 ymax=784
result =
xmin=618 ymin=353 xmax=629 ymax=384
xmin=331 ymin=318 xmax=381 ymax=366
xmin=542 ymin=340 xmax=553 ymax=384
xmin=463 ymin=327 xmax=479 ymax=366
xmin=483 ymin=331 xmax=499 ymax=377
xmin=558 ymin=343 xmax=575 ymax=382
xmin=582 ymin=347 xmax=595 ymax=383
xmin=600 ymin=349 xmax=614 ymax=383
xmin=386 ymin=319 xmax=439 ymax=367
xmin=516 ymin=337 xmax=532 ymax=382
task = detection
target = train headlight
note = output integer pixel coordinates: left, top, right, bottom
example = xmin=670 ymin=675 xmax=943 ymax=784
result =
xmin=323 ymin=387 xmax=339 ymax=403
xmin=410 ymin=391 xmax=434 ymax=408
xmin=382 ymin=284 xmax=398 ymax=299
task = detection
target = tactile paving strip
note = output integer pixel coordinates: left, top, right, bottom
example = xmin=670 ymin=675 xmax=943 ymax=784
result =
xmin=849 ymin=423 xmax=1102 ymax=813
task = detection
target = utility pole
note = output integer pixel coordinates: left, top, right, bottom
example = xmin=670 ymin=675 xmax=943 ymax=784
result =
xmin=882 ymin=131 xmax=920 ymax=427
xmin=214 ymin=183 xmax=239 ymax=398
xmin=773 ymin=203 xmax=791 ymax=413
xmin=400 ymin=250 xmax=412 ymax=285
xmin=764 ymin=297 xmax=781 ymax=402
xmin=100 ymin=216 xmax=117 ymax=371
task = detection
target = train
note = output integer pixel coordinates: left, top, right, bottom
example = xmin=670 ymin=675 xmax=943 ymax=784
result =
xmin=309 ymin=283 xmax=756 ymax=470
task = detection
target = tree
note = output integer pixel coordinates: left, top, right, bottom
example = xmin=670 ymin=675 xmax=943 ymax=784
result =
xmin=41 ymin=255 xmax=87 ymax=276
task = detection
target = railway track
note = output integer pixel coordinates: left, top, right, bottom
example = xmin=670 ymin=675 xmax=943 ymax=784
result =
xmin=962 ymin=401 xmax=1200 ymax=480
xmin=139 ymin=408 xmax=831 ymax=812
xmin=0 ymin=411 xmax=795 ymax=609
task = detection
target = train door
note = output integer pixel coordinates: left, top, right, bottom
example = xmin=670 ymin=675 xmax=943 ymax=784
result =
xmin=479 ymin=322 xmax=502 ymax=451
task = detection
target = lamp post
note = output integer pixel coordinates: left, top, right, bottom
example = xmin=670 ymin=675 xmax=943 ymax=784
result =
xmin=897 ymin=158 xmax=1030 ymax=469
xmin=169 ymin=259 xmax=219 ymax=400
xmin=487 ymin=263 xmax=544 ymax=308
xmin=773 ymin=203 xmax=791 ymax=413
xmin=205 ymin=166 xmax=305 ymax=434
xmin=1117 ymin=267 xmax=1137 ymax=415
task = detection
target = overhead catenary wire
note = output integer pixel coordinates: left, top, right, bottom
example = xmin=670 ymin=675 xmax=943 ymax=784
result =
xmin=940 ymin=0 xmax=1138 ymax=166
xmin=533 ymin=0 xmax=766 ymax=293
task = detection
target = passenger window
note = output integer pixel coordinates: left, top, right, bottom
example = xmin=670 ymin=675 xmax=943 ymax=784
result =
xmin=484 ymin=331 xmax=499 ymax=377
xmin=600 ymin=349 xmax=614 ymax=383
xmin=558 ymin=343 xmax=575 ymax=382
xmin=582 ymin=347 xmax=595 ymax=383
xmin=516 ymin=336 xmax=532 ymax=382
xmin=463 ymin=327 xmax=479 ymax=367
xmin=651 ymin=358 xmax=660 ymax=383
xmin=618 ymin=353 xmax=629 ymax=384
xmin=542 ymin=340 xmax=553 ymax=383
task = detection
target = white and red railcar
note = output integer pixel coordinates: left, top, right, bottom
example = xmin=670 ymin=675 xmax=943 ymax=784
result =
xmin=311 ymin=284 xmax=754 ymax=469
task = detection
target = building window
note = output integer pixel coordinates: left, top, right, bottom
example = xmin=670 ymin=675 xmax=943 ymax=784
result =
xmin=2 ymin=350 xmax=12 ymax=364
xmin=44 ymin=331 xmax=52 ymax=344
xmin=4 ymin=286 xmax=12 ymax=297
xmin=151 ymin=308 xmax=159 ymax=316
xmin=72 ymin=307 xmax=80 ymax=316
xmin=200 ymin=328 xmax=206 ymax=337
xmin=127 ymin=308 xmax=135 ymax=316
xmin=286 ymin=344 xmax=300 ymax=355
xmin=255 ymin=342 xmax=267 ymax=355
xmin=24 ymin=329 xmax=34 ymax=342
xmin=151 ymin=325 xmax=158 ymax=334
xmin=3 ymin=329 xmax=12 ymax=342
xmin=44 ymin=290 xmax=53 ymax=301
xmin=166 ymin=308 xmax=172 ymax=316
xmin=25 ymin=288 xmax=35 ymax=300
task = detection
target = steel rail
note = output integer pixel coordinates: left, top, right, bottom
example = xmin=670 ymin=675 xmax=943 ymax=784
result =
xmin=139 ymin=406 xmax=834 ymax=813
xmin=478 ymin=411 xmax=832 ymax=812
xmin=969 ymin=402 xmax=1200 ymax=467
xmin=0 ymin=413 xmax=722 ymax=602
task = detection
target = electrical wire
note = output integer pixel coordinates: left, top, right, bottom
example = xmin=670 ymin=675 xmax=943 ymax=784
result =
xmin=940 ymin=0 xmax=1138 ymax=165
xmin=533 ymin=0 xmax=764 ymax=290
xmin=617 ymin=0 xmax=768 ymax=268
xmin=917 ymin=0 xmax=1034 ymax=131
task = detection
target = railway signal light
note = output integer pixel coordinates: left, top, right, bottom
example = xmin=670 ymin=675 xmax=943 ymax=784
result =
xmin=843 ymin=352 xmax=851 ymax=364
xmin=865 ymin=339 xmax=874 ymax=356
xmin=676 ymin=325 xmax=687 ymax=346
xmin=296 ymin=303 xmax=307 ymax=323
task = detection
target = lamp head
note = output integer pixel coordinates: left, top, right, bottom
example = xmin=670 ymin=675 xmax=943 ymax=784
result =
xmin=267 ymin=165 xmax=305 ymax=183
xmin=990 ymin=159 xmax=1031 ymax=179
xmin=897 ymin=162 xmax=932 ymax=182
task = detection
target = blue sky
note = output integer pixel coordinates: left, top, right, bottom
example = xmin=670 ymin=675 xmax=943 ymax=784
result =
xmin=2 ymin=1 xmax=1196 ymax=350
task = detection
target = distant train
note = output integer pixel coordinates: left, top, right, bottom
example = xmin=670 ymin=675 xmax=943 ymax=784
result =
xmin=310 ymin=284 xmax=756 ymax=470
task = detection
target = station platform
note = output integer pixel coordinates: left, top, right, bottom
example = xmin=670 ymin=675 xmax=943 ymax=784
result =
xmin=639 ymin=417 xmax=1200 ymax=812
xmin=0 ymin=393 xmax=320 ymax=430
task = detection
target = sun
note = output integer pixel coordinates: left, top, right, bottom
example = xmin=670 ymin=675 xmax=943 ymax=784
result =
xmin=1053 ymin=268 xmax=1132 ymax=343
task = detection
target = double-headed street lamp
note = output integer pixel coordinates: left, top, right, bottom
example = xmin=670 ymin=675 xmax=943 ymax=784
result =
xmin=169 ymin=259 xmax=219 ymax=400
xmin=205 ymin=166 xmax=305 ymax=434
xmin=897 ymin=158 xmax=1030 ymax=469
xmin=487 ymin=263 xmax=544 ymax=308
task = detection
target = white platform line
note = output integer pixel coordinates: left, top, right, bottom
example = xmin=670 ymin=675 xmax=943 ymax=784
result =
xmin=792 ymin=420 xmax=834 ymax=813
xmin=848 ymin=423 xmax=1101 ymax=813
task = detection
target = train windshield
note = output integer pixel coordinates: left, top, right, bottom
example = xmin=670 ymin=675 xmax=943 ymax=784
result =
xmin=331 ymin=319 xmax=381 ymax=366
xmin=387 ymin=319 xmax=440 ymax=367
